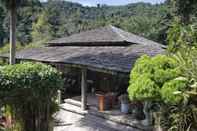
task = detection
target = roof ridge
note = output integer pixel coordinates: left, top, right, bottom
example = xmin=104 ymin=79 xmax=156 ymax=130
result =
xmin=47 ymin=25 xmax=162 ymax=47
xmin=109 ymin=25 xmax=128 ymax=42
xmin=109 ymin=25 xmax=162 ymax=46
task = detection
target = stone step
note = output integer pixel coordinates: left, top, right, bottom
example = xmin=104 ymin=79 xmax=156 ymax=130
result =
xmin=64 ymin=98 xmax=82 ymax=107
xmin=60 ymin=103 xmax=87 ymax=115
xmin=64 ymin=98 xmax=98 ymax=111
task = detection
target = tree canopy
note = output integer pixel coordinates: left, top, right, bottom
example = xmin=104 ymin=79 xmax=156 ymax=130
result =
xmin=0 ymin=1 xmax=170 ymax=47
xmin=0 ymin=0 xmax=196 ymax=52
xmin=172 ymin=0 xmax=197 ymax=24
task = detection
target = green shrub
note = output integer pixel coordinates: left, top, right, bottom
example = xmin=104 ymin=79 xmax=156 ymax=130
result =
xmin=129 ymin=55 xmax=154 ymax=82
xmin=128 ymin=74 xmax=160 ymax=101
xmin=0 ymin=62 xmax=64 ymax=131
xmin=153 ymin=68 xmax=181 ymax=86
xmin=128 ymin=54 xmax=185 ymax=104
xmin=161 ymin=79 xmax=188 ymax=105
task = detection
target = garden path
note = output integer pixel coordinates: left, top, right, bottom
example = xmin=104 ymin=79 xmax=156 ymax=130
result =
xmin=54 ymin=106 xmax=142 ymax=131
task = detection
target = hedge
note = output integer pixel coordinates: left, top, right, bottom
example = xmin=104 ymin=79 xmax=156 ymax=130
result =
xmin=0 ymin=62 xmax=64 ymax=131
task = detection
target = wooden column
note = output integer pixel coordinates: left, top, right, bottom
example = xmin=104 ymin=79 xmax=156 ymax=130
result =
xmin=81 ymin=68 xmax=87 ymax=110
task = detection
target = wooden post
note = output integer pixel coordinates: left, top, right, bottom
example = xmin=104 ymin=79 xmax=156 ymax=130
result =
xmin=81 ymin=68 xmax=87 ymax=110
xmin=9 ymin=1 xmax=17 ymax=65
xmin=57 ymin=90 xmax=61 ymax=104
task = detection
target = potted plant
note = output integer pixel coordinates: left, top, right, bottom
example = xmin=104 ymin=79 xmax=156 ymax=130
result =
xmin=119 ymin=94 xmax=130 ymax=114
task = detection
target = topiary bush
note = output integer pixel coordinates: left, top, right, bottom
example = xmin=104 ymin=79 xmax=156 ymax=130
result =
xmin=128 ymin=74 xmax=160 ymax=101
xmin=0 ymin=62 xmax=64 ymax=131
xmin=128 ymin=54 xmax=187 ymax=105
xmin=129 ymin=55 xmax=154 ymax=82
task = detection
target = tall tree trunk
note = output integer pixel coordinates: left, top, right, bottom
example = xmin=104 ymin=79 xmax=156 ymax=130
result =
xmin=9 ymin=1 xmax=16 ymax=65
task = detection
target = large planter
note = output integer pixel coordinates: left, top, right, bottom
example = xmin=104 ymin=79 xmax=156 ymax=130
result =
xmin=97 ymin=93 xmax=105 ymax=111
xmin=119 ymin=94 xmax=130 ymax=114
xmin=96 ymin=93 xmax=110 ymax=111
xmin=96 ymin=92 xmax=116 ymax=111
xmin=121 ymin=103 xmax=129 ymax=114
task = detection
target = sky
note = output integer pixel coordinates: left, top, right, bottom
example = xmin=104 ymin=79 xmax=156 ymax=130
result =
xmin=41 ymin=0 xmax=165 ymax=6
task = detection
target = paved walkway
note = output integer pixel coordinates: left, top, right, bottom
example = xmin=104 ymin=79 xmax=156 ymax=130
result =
xmin=54 ymin=107 xmax=142 ymax=131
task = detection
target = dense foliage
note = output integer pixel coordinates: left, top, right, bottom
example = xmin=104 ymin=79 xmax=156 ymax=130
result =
xmin=167 ymin=21 xmax=197 ymax=53
xmin=171 ymin=0 xmax=197 ymax=24
xmin=128 ymin=46 xmax=197 ymax=130
xmin=128 ymin=17 xmax=197 ymax=130
xmin=0 ymin=62 xmax=64 ymax=131
xmin=0 ymin=0 xmax=170 ymax=47
xmin=128 ymin=54 xmax=187 ymax=105
xmin=164 ymin=22 xmax=197 ymax=131
xmin=0 ymin=62 xmax=63 ymax=91
xmin=160 ymin=78 xmax=187 ymax=104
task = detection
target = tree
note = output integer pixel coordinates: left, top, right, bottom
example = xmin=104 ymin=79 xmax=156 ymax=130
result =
xmin=32 ymin=11 xmax=53 ymax=43
xmin=172 ymin=0 xmax=197 ymax=24
xmin=167 ymin=21 xmax=197 ymax=53
xmin=0 ymin=6 xmax=5 ymax=45
xmin=0 ymin=1 xmax=169 ymax=48
xmin=0 ymin=0 xmax=24 ymax=64
xmin=16 ymin=0 xmax=42 ymax=45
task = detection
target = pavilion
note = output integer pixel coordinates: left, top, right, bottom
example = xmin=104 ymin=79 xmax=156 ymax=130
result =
xmin=0 ymin=25 xmax=165 ymax=111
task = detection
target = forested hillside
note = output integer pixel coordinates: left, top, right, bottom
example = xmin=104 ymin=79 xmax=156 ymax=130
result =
xmin=0 ymin=0 xmax=170 ymax=48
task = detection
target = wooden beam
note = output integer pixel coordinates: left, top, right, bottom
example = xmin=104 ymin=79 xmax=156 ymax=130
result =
xmin=81 ymin=68 xmax=87 ymax=110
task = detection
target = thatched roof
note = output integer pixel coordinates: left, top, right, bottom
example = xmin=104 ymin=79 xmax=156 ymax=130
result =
xmin=47 ymin=25 xmax=162 ymax=46
xmin=0 ymin=26 xmax=165 ymax=73
xmin=0 ymin=45 xmax=164 ymax=73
